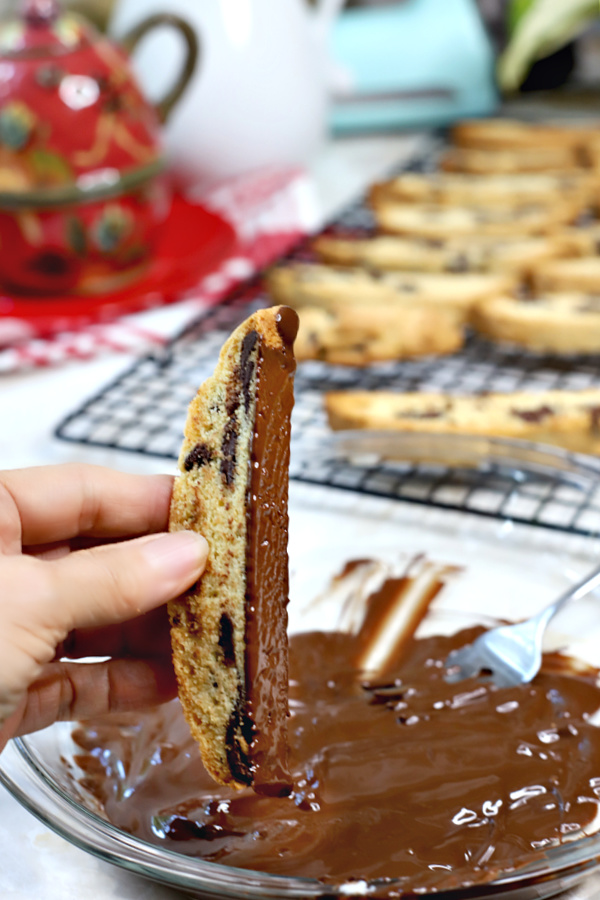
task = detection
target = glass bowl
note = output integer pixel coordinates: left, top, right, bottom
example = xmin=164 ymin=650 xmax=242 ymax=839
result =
xmin=4 ymin=436 xmax=600 ymax=900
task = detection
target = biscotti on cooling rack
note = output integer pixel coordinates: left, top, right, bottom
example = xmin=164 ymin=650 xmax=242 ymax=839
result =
xmin=371 ymin=198 xmax=580 ymax=239
xmin=450 ymin=118 xmax=594 ymax=152
xmin=325 ymin=389 xmax=600 ymax=454
xmin=473 ymin=293 xmax=600 ymax=354
xmin=295 ymin=303 xmax=463 ymax=365
xmin=440 ymin=118 xmax=599 ymax=174
xmin=369 ymin=171 xmax=596 ymax=209
xmin=553 ymin=223 xmax=600 ymax=256
xmin=313 ymin=233 xmax=560 ymax=276
xmin=169 ymin=305 xmax=298 ymax=796
xmin=532 ymin=257 xmax=600 ymax=294
xmin=267 ymin=263 xmax=514 ymax=317
xmin=262 ymin=116 xmax=600 ymax=368
xmin=440 ymin=145 xmax=583 ymax=175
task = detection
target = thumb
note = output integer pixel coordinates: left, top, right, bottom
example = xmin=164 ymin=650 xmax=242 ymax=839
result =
xmin=0 ymin=531 xmax=208 ymax=728
xmin=48 ymin=530 xmax=209 ymax=632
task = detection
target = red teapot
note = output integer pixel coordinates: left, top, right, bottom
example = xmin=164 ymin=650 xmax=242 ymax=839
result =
xmin=0 ymin=0 xmax=198 ymax=295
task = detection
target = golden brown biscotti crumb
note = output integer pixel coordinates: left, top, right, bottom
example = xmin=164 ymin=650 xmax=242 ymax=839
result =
xmin=266 ymin=263 xmax=513 ymax=317
xmin=451 ymin=118 xmax=592 ymax=152
xmin=472 ymin=293 xmax=600 ymax=354
xmin=370 ymin=198 xmax=580 ymax=240
xmin=440 ymin=145 xmax=582 ymax=175
xmin=532 ymin=257 xmax=600 ymax=295
xmin=313 ymin=233 xmax=559 ymax=277
xmin=295 ymin=303 xmax=463 ymax=365
xmin=169 ymin=306 xmax=298 ymax=796
xmin=369 ymin=171 xmax=596 ymax=210
xmin=325 ymin=389 xmax=600 ymax=455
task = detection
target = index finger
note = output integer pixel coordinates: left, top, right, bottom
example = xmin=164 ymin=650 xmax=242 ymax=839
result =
xmin=0 ymin=464 xmax=174 ymax=550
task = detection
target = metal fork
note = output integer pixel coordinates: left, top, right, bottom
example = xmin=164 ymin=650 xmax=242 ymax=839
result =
xmin=445 ymin=563 xmax=600 ymax=688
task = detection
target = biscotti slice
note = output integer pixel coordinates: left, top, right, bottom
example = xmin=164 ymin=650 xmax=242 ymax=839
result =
xmin=451 ymin=118 xmax=590 ymax=152
xmin=439 ymin=145 xmax=581 ymax=175
xmin=472 ymin=293 xmax=600 ymax=354
xmin=325 ymin=388 xmax=600 ymax=454
xmin=313 ymin=233 xmax=559 ymax=276
xmin=371 ymin=199 xmax=578 ymax=240
xmin=169 ymin=305 xmax=299 ymax=796
xmin=266 ymin=264 xmax=513 ymax=318
xmin=532 ymin=257 xmax=600 ymax=294
xmin=295 ymin=303 xmax=464 ymax=365
xmin=369 ymin=171 xmax=595 ymax=209
xmin=553 ymin=224 xmax=600 ymax=256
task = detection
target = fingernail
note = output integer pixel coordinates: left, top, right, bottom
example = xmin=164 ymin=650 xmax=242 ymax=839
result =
xmin=141 ymin=531 xmax=208 ymax=584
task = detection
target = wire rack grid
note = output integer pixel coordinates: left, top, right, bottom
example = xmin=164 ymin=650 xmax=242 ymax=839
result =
xmin=55 ymin=139 xmax=600 ymax=540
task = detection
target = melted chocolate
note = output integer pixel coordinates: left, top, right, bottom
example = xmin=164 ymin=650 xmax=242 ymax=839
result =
xmin=73 ymin=564 xmax=600 ymax=895
xmin=243 ymin=306 xmax=298 ymax=795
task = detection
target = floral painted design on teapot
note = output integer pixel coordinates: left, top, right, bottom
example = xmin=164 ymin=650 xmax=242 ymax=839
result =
xmin=0 ymin=0 xmax=197 ymax=295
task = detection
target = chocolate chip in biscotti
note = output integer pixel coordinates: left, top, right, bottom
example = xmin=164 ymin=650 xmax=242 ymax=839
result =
xmin=511 ymin=405 xmax=554 ymax=423
xmin=220 ymin=419 xmax=238 ymax=486
xmin=184 ymin=443 xmax=214 ymax=471
xmin=168 ymin=305 xmax=298 ymax=797
xmin=218 ymin=614 xmax=236 ymax=668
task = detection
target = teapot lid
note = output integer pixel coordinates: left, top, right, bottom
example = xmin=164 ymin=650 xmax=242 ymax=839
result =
xmin=0 ymin=0 xmax=94 ymax=57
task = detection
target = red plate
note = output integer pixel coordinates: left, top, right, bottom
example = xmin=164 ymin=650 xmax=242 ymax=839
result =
xmin=0 ymin=194 xmax=237 ymax=339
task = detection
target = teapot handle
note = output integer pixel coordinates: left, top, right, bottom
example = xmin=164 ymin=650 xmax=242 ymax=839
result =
xmin=121 ymin=14 xmax=199 ymax=124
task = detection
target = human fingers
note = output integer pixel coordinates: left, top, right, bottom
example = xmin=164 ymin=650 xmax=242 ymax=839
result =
xmin=0 ymin=531 xmax=207 ymax=725
xmin=2 ymin=657 xmax=177 ymax=747
xmin=0 ymin=464 xmax=174 ymax=554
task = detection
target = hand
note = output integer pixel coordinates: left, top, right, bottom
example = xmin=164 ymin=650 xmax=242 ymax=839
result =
xmin=0 ymin=464 xmax=207 ymax=752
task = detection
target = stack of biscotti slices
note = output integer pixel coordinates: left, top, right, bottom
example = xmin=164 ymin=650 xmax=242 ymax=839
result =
xmin=441 ymin=118 xmax=598 ymax=173
xmin=169 ymin=305 xmax=298 ymax=797
xmin=325 ymin=389 xmax=600 ymax=455
xmin=265 ymin=116 xmax=600 ymax=364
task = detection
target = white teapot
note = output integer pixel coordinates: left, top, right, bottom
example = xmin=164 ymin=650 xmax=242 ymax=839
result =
xmin=110 ymin=0 xmax=344 ymax=187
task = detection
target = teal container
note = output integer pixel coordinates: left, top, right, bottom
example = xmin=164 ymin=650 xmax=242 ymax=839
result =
xmin=329 ymin=0 xmax=498 ymax=133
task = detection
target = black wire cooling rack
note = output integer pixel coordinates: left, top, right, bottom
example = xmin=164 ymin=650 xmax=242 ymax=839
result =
xmin=55 ymin=138 xmax=600 ymax=540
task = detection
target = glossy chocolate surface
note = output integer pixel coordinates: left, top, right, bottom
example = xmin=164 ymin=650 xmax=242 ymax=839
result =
xmin=243 ymin=307 xmax=298 ymax=794
xmin=73 ymin=562 xmax=600 ymax=894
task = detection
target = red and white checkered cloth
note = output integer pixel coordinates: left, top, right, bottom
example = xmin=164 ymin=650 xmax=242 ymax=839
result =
xmin=0 ymin=167 xmax=319 ymax=374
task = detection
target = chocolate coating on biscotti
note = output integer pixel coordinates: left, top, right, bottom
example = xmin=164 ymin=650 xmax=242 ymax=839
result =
xmin=168 ymin=306 xmax=298 ymax=795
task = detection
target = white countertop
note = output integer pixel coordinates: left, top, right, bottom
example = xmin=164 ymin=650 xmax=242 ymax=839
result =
xmin=0 ymin=131 xmax=425 ymax=900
